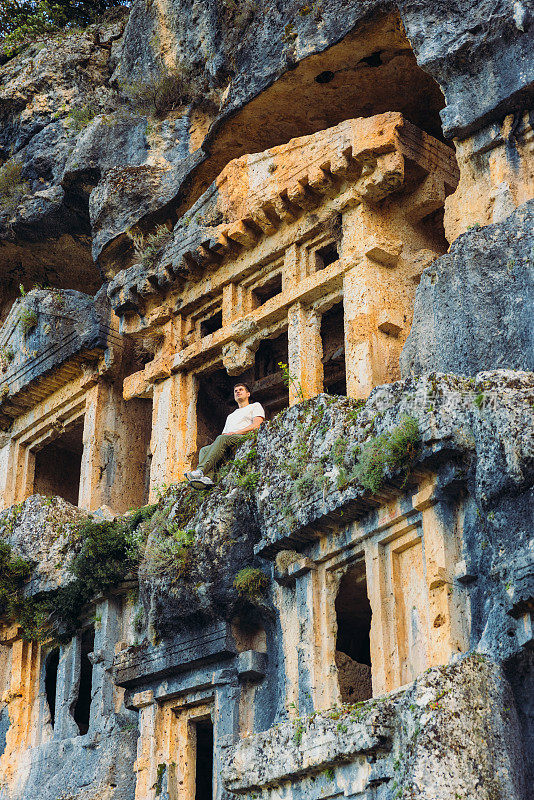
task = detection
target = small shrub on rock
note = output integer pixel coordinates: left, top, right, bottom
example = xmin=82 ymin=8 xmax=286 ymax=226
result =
xmin=19 ymin=306 xmax=38 ymax=336
xmin=0 ymin=346 xmax=14 ymax=372
xmin=133 ymin=225 xmax=172 ymax=270
xmin=386 ymin=415 xmax=420 ymax=469
xmin=143 ymin=525 xmax=195 ymax=581
xmin=355 ymin=415 xmax=420 ymax=493
xmin=121 ymin=62 xmax=209 ymax=118
xmin=68 ymin=103 xmax=97 ymax=131
xmin=0 ymin=540 xmax=34 ymax=617
xmin=0 ymin=160 xmax=29 ymax=213
xmin=233 ymin=567 xmax=269 ymax=599
xmin=20 ymin=507 xmax=156 ymax=642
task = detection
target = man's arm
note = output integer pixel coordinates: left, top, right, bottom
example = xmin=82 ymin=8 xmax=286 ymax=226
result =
xmin=224 ymin=416 xmax=264 ymax=435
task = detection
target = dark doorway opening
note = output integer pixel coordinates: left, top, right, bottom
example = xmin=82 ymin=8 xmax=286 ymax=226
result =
xmin=196 ymin=330 xmax=289 ymax=457
xmin=194 ymin=717 xmax=214 ymax=800
xmin=335 ymin=563 xmax=372 ymax=702
xmin=252 ymin=273 xmax=283 ymax=308
xmin=73 ymin=627 xmax=94 ymax=735
xmin=321 ymin=302 xmax=346 ymax=396
xmin=33 ymin=419 xmax=84 ymax=506
xmin=196 ymin=368 xmax=235 ymax=453
xmin=44 ymin=647 xmax=60 ymax=727
xmin=252 ymin=332 xmax=289 ymax=417
xmin=315 ymin=242 xmax=339 ymax=271
xmin=200 ymin=310 xmax=223 ymax=338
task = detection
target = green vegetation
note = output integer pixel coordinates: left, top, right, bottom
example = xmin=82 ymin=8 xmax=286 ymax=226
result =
xmin=133 ymin=606 xmax=145 ymax=633
xmin=67 ymin=103 xmax=96 ymax=131
xmin=0 ymin=160 xmax=29 ymax=213
xmin=233 ymin=567 xmax=269 ymax=599
xmin=138 ymin=485 xmax=203 ymax=582
xmin=0 ymin=0 xmax=123 ymax=59
xmin=347 ymin=400 xmax=365 ymax=423
xmin=153 ymin=762 xmax=166 ymax=796
xmin=0 ymin=346 xmax=15 ymax=371
xmin=121 ymin=62 xmax=204 ymax=118
xmin=0 ymin=540 xmax=34 ymax=619
xmin=143 ymin=525 xmax=195 ymax=581
xmin=293 ymin=464 xmax=322 ymax=497
xmin=132 ymin=225 xmax=172 ymax=270
xmin=354 ymin=415 xmax=420 ymax=493
xmin=278 ymin=361 xmax=303 ymax=401
xmin=158 ymin=485 xmax=200 ymax=530
xmin=13 ymin=507 xmax=156 ymax=642
xmin=332 ymin=437 xmax=347 ymax=467
xmin=293 ymin=718 xmax=305 ymax=744
xmin=474 ymin=391 xmax=485 ymax=409
xmin=19 ymin=306 xmax=38 ymax=336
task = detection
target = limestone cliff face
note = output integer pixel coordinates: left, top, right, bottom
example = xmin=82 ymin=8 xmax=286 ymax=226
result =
xmin=0 ymin=374 xmax=532 ymax=799
xmin=401 ymin=201 xmax=534 ymax=376
xmin=1 ymin=0 xmax=532 ymax=282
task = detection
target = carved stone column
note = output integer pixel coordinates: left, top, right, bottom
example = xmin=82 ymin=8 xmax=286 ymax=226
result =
xmin=79 ymin=381 xmax=151 ymax=513
xmin=149 ymin=371 xmax=198 ymax=494
xmin=342 ymin=262 xmax=377 ymax=400
xmin=287 ymin=302 xmax=323 ymax=404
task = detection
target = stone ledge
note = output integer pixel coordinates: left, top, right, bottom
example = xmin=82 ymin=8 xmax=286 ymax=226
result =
xmin=113 ymin=620 xmax=237 ymax=688
xmin=0 ymin=290 xmax=116 ymax=428
xmin=221 ymin=654 xmax=525 ymax=799
xmin=222 ymin=703 xmax=394 ymax=793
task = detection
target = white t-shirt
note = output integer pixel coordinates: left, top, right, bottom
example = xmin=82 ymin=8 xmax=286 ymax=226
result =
xmin=222 ymin=402 xmax=265 ymax=434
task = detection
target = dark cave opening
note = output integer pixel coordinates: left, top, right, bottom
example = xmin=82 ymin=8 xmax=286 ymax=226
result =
xmin=335 ymin=563 xmax=373 ymax=703
xmin=72 ymin=627 xmax=94 ymax=736
xmin=44 ymin=647 xmax=60 ymax=728
xmin=193 ymin=717 xmax=214 ymax=800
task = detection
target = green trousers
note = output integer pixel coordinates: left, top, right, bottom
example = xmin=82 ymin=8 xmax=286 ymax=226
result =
xmin=197 ymin=434 xmax=243 ymax=479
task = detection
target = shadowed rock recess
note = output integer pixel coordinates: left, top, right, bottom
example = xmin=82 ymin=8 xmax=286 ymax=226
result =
xmin=0 ymin=0 xmax=532 ymax=798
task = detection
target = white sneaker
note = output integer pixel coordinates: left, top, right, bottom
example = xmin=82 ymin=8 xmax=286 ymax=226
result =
xmin=188 ymin=475 xmax=214 ymax=490
xmin=185 ymin=469 xmax=204 ymax=483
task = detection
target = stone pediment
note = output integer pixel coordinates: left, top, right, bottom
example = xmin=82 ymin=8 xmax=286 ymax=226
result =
xmin=113 ymin=621 xmax=237 ymax=688
xmin=0 ymin=290 xmax=115 ymax=428
xmin=107 ymin=112 xmax=459 ymax=316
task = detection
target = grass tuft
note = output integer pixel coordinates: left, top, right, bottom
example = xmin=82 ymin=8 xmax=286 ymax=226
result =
xmin=143 ymin=525 xmax=195 ymax=581
xmin=0 ymin=160 xmax=29 ymax=214
xmin=355 ymin=415 xmax=420 ymax=493
xmin=68 ymin=103 xmax=97 ymax=131
xmin=132 ymin=225 xmax=172 ymax=270
xmin=233 ymin=567 xmax=269 ymax=599
xmin=19 ymin=307 xmax=38 ymax=336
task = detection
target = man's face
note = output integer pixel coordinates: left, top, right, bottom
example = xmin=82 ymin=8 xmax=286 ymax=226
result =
xmin=234 ymin=384 xmax=250 ymax=403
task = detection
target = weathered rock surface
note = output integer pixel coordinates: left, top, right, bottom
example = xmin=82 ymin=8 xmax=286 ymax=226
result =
xmin=222 ymin=654 xmax=526 ymax=800
xmin=126 ymin=371 xmax=533 ymax=659
xmin=1 ymin=0 xmax=532 ymax=282
xmin=402 ymin=201 xmax=534 ymax=377
xmin=1 ymin=371 xmax=533 ymax=798
xmin=0 ymin=288 xmax=112 ymax=428
xmin=0 ymin=495 xmax=83 ymax=593
xmin=1 ymin=723 xmax=138 ymax=800
xmin=138 ymin=482 xmax=263 ymax=637
xmin=117 ymin=0 xmax=534 ymax=142
xmin=0 ymin=2 xmax=532 ymax=797
xmin=0 ymin=11 xmax=129 ymax=294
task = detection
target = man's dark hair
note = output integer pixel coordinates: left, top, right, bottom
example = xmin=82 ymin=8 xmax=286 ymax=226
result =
xmin=233 ymin=381 xmax=251 ymax=394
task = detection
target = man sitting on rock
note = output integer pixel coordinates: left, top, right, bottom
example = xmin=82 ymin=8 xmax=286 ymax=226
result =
xmin=185 ymin=382 xmax=265 ymax=489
